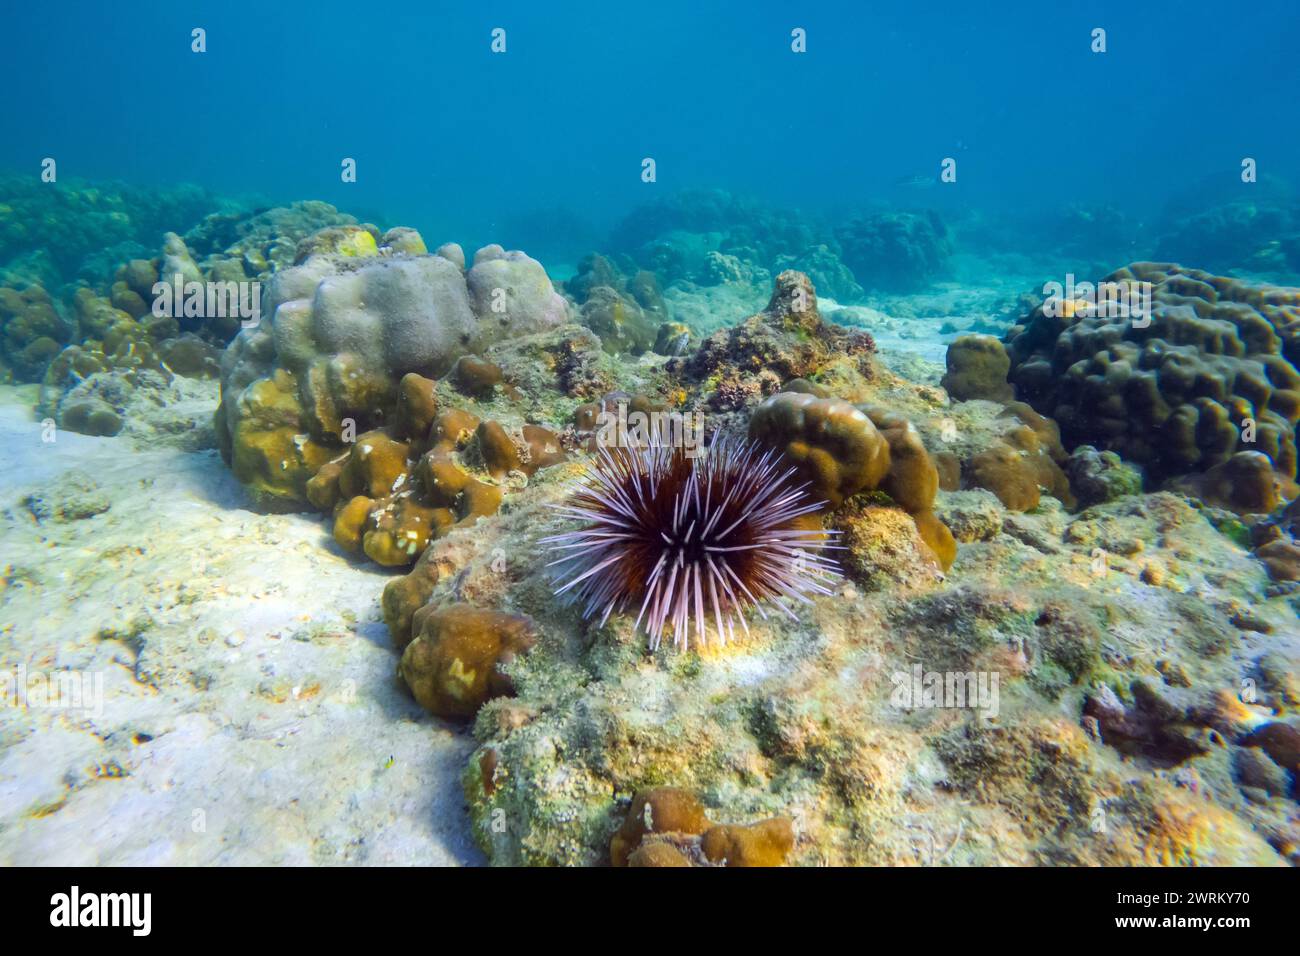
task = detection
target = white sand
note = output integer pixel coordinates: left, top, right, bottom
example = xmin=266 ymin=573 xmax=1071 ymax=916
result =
xmin=0 ymin=390 xmax=481 ymax=865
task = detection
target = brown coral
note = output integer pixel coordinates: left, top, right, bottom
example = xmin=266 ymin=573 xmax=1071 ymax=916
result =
xmin=397 ymin=604 xmax=536 ymax=719
xmin=1006 ymin=263 xmax=1300 ymax=483
xmin=751 ymin=391 xmax=957 ymax=570
xmin=941 ymin=334 xmax=1013 ymax=402
xmin=609 ymin=787 xmax=795 ymax=867
xmin=748 ymin=392 xmax=890 ymax=508
xmin=609 ymin=787 xmax=711 ymax=867
xmin=700 ymin=819 xmax=795 ymax=867
xmin=964 ymin=406 xmax=1074 ymax=512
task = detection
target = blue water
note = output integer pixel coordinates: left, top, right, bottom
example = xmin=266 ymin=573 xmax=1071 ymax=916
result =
xmin=4 ymin=0 xmax=1298 ymax=262
xmin=3 ymin=0 xmax=1300 ymax=874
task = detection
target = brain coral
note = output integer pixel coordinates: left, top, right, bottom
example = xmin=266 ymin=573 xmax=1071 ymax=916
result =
xmin=1006 ymin=262 xmax=1300 ymax=483
xmin=216 ymin=234 xmax=569 ymax=503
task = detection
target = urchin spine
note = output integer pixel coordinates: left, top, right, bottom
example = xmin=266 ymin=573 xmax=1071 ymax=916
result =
xmin=544 ymin=439 xmax=839 ymax=650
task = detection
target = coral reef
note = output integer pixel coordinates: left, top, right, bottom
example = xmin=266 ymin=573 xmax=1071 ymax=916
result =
xmin=561 ymin=253 xmax=667 ymax=355
xmin=1000 ymin=262 xmax=1300 ymax=582
xmin=9 ymin=200 xmax=367 ymax=430
xmin=6 ymin=196 xmax=1299 ymax=872
xmin=681 ymin=270 xmax=876 ymax=412
xmin=1006 ymin=263 xmax=1300 ymax=485
xmin=455 ymin=449 xmax=1297 ymax=865
xmin=607 ymin=188 xmax=864 ymax=306
xmin=216 ymin=233 xmax=570 ymax=504
xmin=35 ymin=283 xmax=221 ymax=437
xmin=834 ymin=209 xmax=952 ymax=293
xmin=0 ymin=174 xmax=221 ymax=284
xmin=1153 ymin=178 xmax=1300 ymax=278
xmin=773 ymin=244 xmax=864 ymax=303
xmin=612 ymin=189 xmax=817 ymax=276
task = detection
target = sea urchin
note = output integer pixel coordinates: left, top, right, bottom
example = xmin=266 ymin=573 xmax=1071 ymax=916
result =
xmin=543 ymin=438 xmax=839 ymax=650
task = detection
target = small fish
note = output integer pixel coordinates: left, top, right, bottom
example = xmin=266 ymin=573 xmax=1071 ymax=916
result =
xmin=893 ymin=174 xmax=937 ymax=189
xmin=664 ymin=331 xmax=690 ymax=356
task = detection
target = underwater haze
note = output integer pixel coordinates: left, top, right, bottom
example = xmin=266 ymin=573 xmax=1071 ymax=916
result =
xmin=6 ymin=0 xmax=1300 ymax=258
xmin=2 ymin=0 xmax=1300 ymax=874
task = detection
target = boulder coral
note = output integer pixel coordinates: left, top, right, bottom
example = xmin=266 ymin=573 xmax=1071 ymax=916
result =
xmin=302 ymin=374 xmax=566 ymax=568
xmin=397 ymin=604 xmax=536 ymax=719
xmin=37 ymin=285 xmax=220 ymax=436
xmin=607 ymin=787 xmax=795 ymax=867
xmin=964 ymin=405 xmax=1075 ymax=512
xmin=1174 ymin=450 xmax=1296 ymax=516
xmin=773 ymin=243 xmax=863 ymax=303
xmin=182 ymin=200 xmax=366 ymax=283
xmin=1064 ymin=445 xmax=1143 ymax=508
xmin=748 ymin=391 xmax=957 ymax=571
xmin=747 ymin=392 xmax=890 ymax=508
xmin=941 ymin=333 xmax=1013 ymax=403
xmin=1005 ymin=263 xmax=1300 ymax=485
xmin=28 ymin=204 xmax=364 ymax=430
xmin=0 ymin=280 xmax=72 ymax=381
xmin=215 ymin=231 xmax=569 ymax=504
xmin=562 ymin=253 xmax=667 ymax=356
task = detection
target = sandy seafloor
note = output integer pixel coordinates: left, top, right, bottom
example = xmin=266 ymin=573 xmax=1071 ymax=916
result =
xmin=0 ymin=386 xmax=483 ymax=864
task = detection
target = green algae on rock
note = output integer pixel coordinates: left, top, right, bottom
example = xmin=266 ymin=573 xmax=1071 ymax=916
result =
xmin=457 ymin=466 xmax=1296 ymax=866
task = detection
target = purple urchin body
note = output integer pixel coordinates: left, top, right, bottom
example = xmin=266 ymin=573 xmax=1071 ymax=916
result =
xmin=542 ymin=438 xmax=839 ymax=651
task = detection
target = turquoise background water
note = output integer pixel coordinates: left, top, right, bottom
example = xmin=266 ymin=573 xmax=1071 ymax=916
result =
xmin=3 ymin=0 xmax=1298 ymax=259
